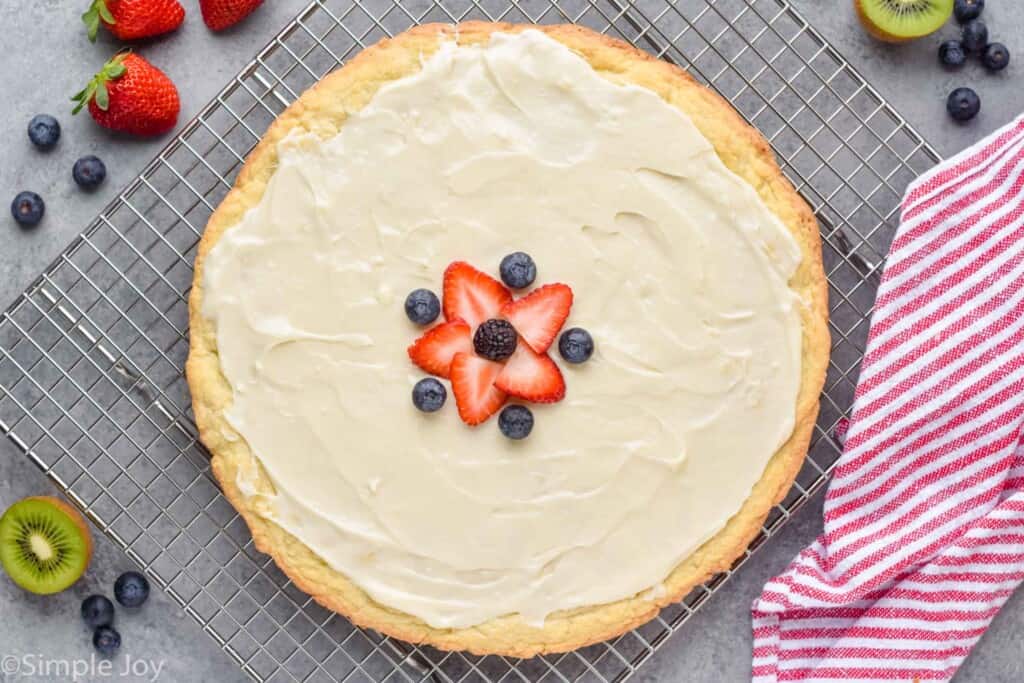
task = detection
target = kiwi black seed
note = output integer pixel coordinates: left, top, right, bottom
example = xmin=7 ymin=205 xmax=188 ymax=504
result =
xmin=855 ymin=0 xmax=955 ymax=43
xmin=0 ymin=497 xmax=92 ymax=595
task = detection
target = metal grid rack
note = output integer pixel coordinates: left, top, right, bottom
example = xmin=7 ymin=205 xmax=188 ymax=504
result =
xmin=0 ymin=0 xmax=940 ymax=681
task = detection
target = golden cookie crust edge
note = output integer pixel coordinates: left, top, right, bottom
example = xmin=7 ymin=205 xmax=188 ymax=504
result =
xmin=186 ymin=21 xmax=830 ymax=658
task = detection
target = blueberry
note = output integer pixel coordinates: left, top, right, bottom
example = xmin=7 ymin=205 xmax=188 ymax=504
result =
xmin=938 ymin=40 xmax=966 ymax=68
xmin=27 ymin=114 xmax=60 ymax=150
xmin=81 ymin=595 xmax=115 ymax=629
xmin=954 ymin=0 xmax=984 ymax=24
xmin=982 ymin=42 xmax=1010 ymax=72
xmin=412 ymin=377 xmax=446 ymax=412
xmin=499 ymin=252 xmax=537 ymax=289
xmin=73 ymin=155 xmax=107 ymax=190
xmin=947 ymin=87 xmax=981 ymax=122
xmin=404 ymin=289 xmax=441 ymax=325
xmin=558 ymin=328 xmax=594 ymax=364
xmin=473 ymin=319 xmax=517 ymax=361
xmin=961 ymin=20 xmax=988 ymax=55
xmin=498 ymin=405 xmax=534 ymax=440
xmin=93 ymin=626 xmax=121 ymax=656
xmin=11 ymin=191 xmax=45 ymax=227
xmin=114 ymin=571 xmax=149 ymax=608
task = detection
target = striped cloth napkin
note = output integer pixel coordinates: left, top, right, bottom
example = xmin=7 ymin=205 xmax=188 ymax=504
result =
xmin=751 ymin=114 xmax=1024 ymax=682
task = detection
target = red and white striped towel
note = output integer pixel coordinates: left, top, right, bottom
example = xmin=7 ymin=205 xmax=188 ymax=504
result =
xmin=751 ymin=115 xmax=1024 ymax=682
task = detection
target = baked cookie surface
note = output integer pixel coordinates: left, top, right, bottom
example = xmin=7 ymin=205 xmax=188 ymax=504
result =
xmin=187 ymin=21 xmax=829 ymax=656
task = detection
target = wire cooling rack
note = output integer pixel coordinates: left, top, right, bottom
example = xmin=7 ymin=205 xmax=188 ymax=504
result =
xmin=0 ymin=0 xmax=940 ymax=681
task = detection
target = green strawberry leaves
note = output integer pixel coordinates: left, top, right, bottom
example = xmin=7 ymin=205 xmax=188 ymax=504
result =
xmin=82 ymin=0 xmax=116 ymax=43
xmin=94 ymin=81 xmax=110 ymax=111
xmin=72 ymin=53 xmax=128 ymax=114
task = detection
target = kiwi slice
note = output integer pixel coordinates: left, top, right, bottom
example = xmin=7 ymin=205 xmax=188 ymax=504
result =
xmin=855 ymin=0 xmax=954 ymax=43
xmin=0 ymin=496 xmax=92 ymax=594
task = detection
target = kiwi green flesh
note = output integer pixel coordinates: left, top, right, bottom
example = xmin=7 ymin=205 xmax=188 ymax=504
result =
xmin=0 ymin=498 xmax=89 ymax=594
xmin=859 ymin=0 xmax=954 ymax=39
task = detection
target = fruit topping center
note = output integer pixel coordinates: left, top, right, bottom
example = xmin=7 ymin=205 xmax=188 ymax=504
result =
xmin=407 ymin=258 xmax=589 ymax=434
xmin=473 ymin=319 xmax=518 ymax=361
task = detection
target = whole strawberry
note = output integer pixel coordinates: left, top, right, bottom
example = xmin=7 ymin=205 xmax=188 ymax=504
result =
xmin=82 ymin=0 xmax=185 ymax=42
xmin=200 ymin=0 xmax=264 ymax=31
xmin=71 ymin=53 xmax=180 ymax=137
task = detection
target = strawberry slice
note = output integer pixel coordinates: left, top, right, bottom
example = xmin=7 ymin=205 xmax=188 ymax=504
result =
xmin=495 ymin=342 xmax=566 ymax=403
xmin=450 ymin=353 xmax=507 ymax=425
xmin=500 ymin=283 xmax=573 ymax=354
xmin=443 ymin=261 xmax=513 ymax=328
xmin=407 ymin=319 xmax=472 ymax=378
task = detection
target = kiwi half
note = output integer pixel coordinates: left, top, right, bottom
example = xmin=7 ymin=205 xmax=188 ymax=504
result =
xmin=855 ymin=0 xmax=954 ymax=43
xmin=0 ymin=496 xmax=92 ymax=594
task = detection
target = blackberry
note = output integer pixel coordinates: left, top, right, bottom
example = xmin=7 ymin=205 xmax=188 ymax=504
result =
xmin=473 ymin=319 xmax=517 ymax=361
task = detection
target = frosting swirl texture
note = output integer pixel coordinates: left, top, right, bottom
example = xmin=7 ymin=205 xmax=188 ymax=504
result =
xmin=201 ymin=30 xmax=804 ymax=629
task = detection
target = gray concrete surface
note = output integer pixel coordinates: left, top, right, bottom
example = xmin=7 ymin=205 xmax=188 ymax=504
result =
xmin=1 ymin=1 xmax=1021 ymax=682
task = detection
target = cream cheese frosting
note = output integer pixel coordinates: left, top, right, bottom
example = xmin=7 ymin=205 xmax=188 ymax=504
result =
xmin=200 ymin=29 xmax=804 ymax=629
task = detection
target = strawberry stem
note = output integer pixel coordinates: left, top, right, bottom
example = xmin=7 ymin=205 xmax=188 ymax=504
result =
xmin=71 ymin=52 xmax=128 ymax=115
xmin=81 ymin=0 xmax=116 ymax=43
